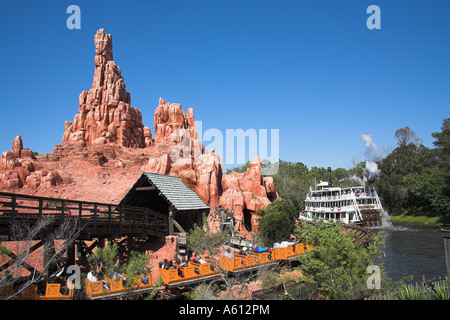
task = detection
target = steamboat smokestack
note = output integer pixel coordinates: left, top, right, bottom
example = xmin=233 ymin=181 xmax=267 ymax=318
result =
xmin=328 ymin=167 xmax=332 ymax=187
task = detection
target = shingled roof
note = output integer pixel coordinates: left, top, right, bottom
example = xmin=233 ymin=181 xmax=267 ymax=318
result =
xmin=121 ymin=172 xmax=210 ymax=212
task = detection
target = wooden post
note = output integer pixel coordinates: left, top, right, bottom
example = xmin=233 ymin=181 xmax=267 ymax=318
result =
xmin=93 ymin=203 xmax=98 ymax=234
xmin=66 ymin=242 xmax=76 ymax=266
xmin=119 ymin=206 xmax=123 ymax=236
xmin=98 ymin=237 xmax=105 ymax=248
xmin=38 ymin=198 xmax=43 ymax=220
xmin=10 ymin=194 xmax=16 ymax=222
xmin=169 ymin=207 xmax=174 ymax=236
xmin=61 ymin=199 xmax=66 ymax=222
xmin=132 ymin=207 xmax=135 ymax=234
xmin=76 ymin=241 xmax=83 ymax=258
xmin=144 ymin=209 xmax=148 ymax=237
xmin=78 ymin=202 xmax=82 ymax=230
xmin=440 ymin=224 xmax=450 ymax=296
xmin=108 ymin=205 xmax=112 ymax=235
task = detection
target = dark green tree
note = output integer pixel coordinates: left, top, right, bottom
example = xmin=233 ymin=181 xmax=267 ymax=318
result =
xmin=431 ymin=117 xmax=450 ymax=214
xmin=271 ymin=160 xmax=311 ymax=210
xmin=375 ymin=119 xmax=450 ymax=217
xmin=294 ymin=220 xmax=388 ymax=299
xmin=255 ymin=199 xmax=298 ymax=247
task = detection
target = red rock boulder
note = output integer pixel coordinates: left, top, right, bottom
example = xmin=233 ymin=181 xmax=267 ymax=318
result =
xmin=219 ymin=157 xmax=273 ymax=234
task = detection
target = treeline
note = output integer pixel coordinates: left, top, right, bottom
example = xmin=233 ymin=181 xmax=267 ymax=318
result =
xmin=227 ymin=116 xmax=450 ymax=218
xmin=228 ymin=159 xmax=367 ymax=211
xmin=375 ymin=118 xmax=450 ymax=216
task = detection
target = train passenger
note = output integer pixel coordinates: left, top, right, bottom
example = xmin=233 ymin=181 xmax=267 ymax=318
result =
xmin=191 ymin=255 xmax=199 ymax=264
xmin=174 ymin=259 xmax=185 ymax=278
xmin=181 ymin=256 xmax=188 ymax=267
xmin=97 ymin=272 xmax=110 ymax=291
xmin=177 ymin=267 xmax=184 ymax=278
xmin=224 ymin=248 xmax=234 ymax=259
xmin=87 ymin=271 xmax=98 ymax=282
xmin=239 ymin=247 xmax=249 ymax=256
xmin=198 ymin=256 xmax=207 ymax=265
xmin=208 ymin=258 xmax=218 ymax=272
xmin=35 ymin=276 xmax=46 ymax=295
xmin=191 ymin=254 xmax=205 ymax=274
xmin=59 ymin=275 xmax=70 ymax=295
xmin=140 ymin=274 xmax=149 ymax=285
xmin=253 ymin=246 xmax=269 ymax=253
xmin=162 ymin=259 xmax=171 ymax=270
xmin=112 ymin=272 xmax=126 ymax=282
xmin=53 ymin=261 xmax=67 ymax=279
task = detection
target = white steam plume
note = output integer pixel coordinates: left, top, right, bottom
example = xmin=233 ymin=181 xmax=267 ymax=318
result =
xmin=365 ymin=160 xmax=380 ymax=178
xmin=360 ymin=134 xmax=382 ymax=179
xmin=361 ymin=134 xmax=380 ymax=159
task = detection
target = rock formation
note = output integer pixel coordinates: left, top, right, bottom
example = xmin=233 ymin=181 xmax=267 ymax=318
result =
xmin=62 ymin=28 xmax=151 ymax=148
xmin=0 ymin=136 xmax=63 ymax=189
xmin=145 ymin=97 xmax=223 ymax=212
xmin=0 ymin=28 xmax=279 ymax=235
xmin=219 ymin=157 xmax=279 ymax=234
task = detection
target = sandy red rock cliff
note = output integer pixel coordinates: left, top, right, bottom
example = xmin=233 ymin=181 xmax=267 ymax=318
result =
xmin=0 ymin=135 xmax=63 ymax=190
xmin=0 ymin=28 xmax=278 ymax=234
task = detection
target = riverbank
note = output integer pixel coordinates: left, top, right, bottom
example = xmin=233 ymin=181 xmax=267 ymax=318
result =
xmin=389 ymin=214 xmax=450 ymax=227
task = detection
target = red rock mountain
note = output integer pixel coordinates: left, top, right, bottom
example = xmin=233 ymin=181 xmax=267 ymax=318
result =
xmin=0 ymin=29 xmax=279 ymax=235
xmin=62 ymin=29 xmax=150 ymax=148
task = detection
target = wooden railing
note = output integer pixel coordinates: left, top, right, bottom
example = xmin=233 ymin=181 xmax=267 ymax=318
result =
xmin=0 ymin=192 xmax=169 ymax=239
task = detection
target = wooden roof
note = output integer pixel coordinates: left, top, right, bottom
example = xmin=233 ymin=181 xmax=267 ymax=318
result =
xmin=120 ymin=172 xmax=210 ymax=212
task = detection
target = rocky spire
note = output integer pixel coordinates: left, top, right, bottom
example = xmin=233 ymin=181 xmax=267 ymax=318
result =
xmin=62 ymin=29 xmax=151 ymax=148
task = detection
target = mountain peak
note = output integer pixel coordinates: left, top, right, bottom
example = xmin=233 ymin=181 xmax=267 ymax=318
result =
xmin=62 ymin=29 xmax=147 ymax=148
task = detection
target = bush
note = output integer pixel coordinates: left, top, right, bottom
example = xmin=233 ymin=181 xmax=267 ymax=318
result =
xmin=256 ymin=199 xmax=298 ymax=247
xmin=395 ymin=283 xmax=425 ymax=300
xmin=88 ymin=243 xmax=151 ymax=288
xmin=294 ymin=220 xmax=387 ymax=300
xmin=88 ymin=243 xmax=120 ymax=278
xmin=393 ymin=281 xmax=449 ymax=300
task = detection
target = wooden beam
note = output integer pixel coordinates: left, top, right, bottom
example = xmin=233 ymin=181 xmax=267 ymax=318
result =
xmin=173 ymin=219 xmax=185 ymax=233
xmin=135 ymin=186 xmax=156 ymax=191
xmin=440 ymin=224 xmax=450 ymax=296
xmin=169 ymin=207 xmax=174 ymax=236
xmin=0 ymin=240 xmax=44 ymax=274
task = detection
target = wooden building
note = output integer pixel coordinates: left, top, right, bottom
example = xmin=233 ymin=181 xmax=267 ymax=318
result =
xmin=119 ymin=172 xmax=210 ymax=236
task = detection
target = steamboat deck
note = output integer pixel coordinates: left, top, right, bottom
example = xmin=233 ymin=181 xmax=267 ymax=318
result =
xmin=299 ymin=168 xmax=384 ymax=227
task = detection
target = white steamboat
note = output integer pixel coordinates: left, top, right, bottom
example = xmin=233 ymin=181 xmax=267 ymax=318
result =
xmin=299 ymin=168 xmax=384 ymax=227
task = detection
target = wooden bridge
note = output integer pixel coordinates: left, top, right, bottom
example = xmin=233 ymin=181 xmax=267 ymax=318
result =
xmin=0 ymin=192 xmax=169 ymax=240
xmin=0 ymin=191 xmax=170 ymax=276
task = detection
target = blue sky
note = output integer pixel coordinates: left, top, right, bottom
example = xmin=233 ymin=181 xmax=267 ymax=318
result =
xmin=0 ymin=0 xmax=449 ymax=171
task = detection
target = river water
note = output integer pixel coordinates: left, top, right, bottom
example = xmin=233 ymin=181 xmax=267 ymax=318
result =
xmin=373 ymin=219 xmax=447 ymax=284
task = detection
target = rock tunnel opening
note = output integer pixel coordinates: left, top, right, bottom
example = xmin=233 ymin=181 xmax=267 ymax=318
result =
xmin=243 ymin=208 xmax=253 ymax=232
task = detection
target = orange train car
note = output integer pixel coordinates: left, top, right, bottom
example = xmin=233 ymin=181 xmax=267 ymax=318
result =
xmin=2 ymin=243 xmax=313 ymax=299
xmin=159 ymin=262 xmax=219 ymax=285
xmin=39 ymin=283 xmax=73 ymax=300
xmin=85 ymin=273 xmax=152 ymax=298
xmin=161 ymin=243 xmax=314 ymax=286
